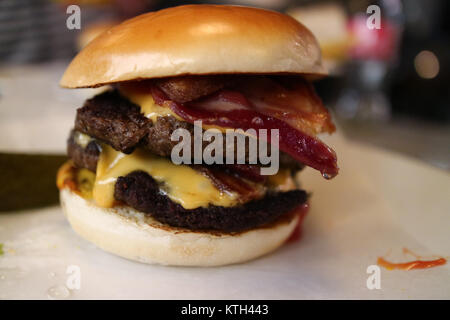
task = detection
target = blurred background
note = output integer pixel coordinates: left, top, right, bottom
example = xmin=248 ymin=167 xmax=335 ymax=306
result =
xmin=0 ymin=0 xmax=449 ymax=171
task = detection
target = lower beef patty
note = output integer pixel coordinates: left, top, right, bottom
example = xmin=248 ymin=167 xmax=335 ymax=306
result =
xmin=67 ymin=130 xmax=100 ymax=172
xmin=67 ymin=134 xmax=308 ymax=232
xmin=114 ymin=171 xmax=307 ymax=232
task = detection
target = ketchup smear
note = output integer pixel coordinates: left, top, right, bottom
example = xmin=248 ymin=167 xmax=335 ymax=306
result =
xmin=377 ymin=248 xmax=447 ymax=271
xmin=286 ymin=203 xmax=309 ymax=244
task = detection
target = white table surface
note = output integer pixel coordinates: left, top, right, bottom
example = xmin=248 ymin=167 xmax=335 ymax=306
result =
xmin=0 ymin=63 xmax=449 ymax=299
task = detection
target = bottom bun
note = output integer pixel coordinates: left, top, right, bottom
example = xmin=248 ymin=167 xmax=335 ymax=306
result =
xmin=60 ymin=188 xmax=299 ymax=267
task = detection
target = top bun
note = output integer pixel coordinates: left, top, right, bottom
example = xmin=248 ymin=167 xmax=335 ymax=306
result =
xmin=60 ymin=5 xmax=326 ymax=88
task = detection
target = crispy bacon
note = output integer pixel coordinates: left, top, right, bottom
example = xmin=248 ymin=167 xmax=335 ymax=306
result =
xmin=193 ymin=165 xmax=263 ymax=202
xmin=152 ymin=75 xmax=335 ymax=135
xmin=239 ymin=76 xmax=336 ymax=135
xmin=151 ymin=85 xmax=339 ymax=179
xmin=224 ymin=163 xmax=267 ymax=183
xmin=192 ymin=163 xmax=267 ymax=200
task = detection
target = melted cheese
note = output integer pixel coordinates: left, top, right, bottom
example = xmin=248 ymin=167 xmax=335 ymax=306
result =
xmin=93 ymin=145 xmax=239 ymax=209
xmin=267 ymin=169 xmax=297 ymax=192
xmin=74 ymin=131 xmax=94 ymax=148
xmin=76 ymin=168 xmax=96 ymax=199
xmin=119 ymin=85 xmax=228 ymax=132
xmin=119 ymin=86 xmax=181 ymax=122
xmin=77 ymin=86 xmax=301 ymax=210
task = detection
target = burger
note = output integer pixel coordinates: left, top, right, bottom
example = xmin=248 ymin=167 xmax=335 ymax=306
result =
xmin=57 ymin=5 xmax=338 ymax=266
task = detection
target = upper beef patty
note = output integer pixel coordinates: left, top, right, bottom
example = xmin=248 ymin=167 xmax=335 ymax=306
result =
xmin=154 ymin=75 xmax=234 ymax=103
xmin=75 ymin=90 xmax=150 ymax=154
xmin=74 ymin=90 xmax=303 ymax=170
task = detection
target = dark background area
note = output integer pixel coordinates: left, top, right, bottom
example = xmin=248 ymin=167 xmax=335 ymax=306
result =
xmin=0 ymin=0 xmax=449 ymax=169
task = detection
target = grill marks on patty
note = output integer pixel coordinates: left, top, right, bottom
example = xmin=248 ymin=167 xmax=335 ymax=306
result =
xmin=114 ymin=171 xmax=307 ymax=232
xmin=74 ymin=90 xmax=303 ymax=169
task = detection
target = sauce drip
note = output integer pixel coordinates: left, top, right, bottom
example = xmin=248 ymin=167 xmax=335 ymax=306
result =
xmin=286 ymin=203 xmax=309 ymax=243
xmin=377 ymin=248 xmax=447 ymax=270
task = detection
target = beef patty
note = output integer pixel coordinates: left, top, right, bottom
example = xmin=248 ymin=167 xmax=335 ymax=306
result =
xmin=74 ymin=90 xmax=303 ymax=170
xmin=114 ymin=171 xmax=307 ymax=232
xmin=67 ymin=129 xmax=303 ymax=174
xmin=67 ymin=135 xmax=308 ymax=232
xmin=67 ymin=130 xmax=101 ymax=172
xmin=154 ymin=75 xmax=234 ymax=103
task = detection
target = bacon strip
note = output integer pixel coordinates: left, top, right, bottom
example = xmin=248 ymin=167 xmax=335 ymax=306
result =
xmin=224 ymin=163 xmax=267 ymax=183
xmin=151 ymin=86 xmax=339 ymax=179
xmin=239 ymin=76 xmax=336 ymax=135
xmin=193 ymin=165 xmax=262 ymax=202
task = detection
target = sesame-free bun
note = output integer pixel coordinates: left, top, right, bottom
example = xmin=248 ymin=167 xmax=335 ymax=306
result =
xmin=60 ymin=188 xmax=299 ymax=267
xmin=60 ymin=5 xmax=326 ymax=88
xmin=76 ymin=21 xmax=117 ymax=50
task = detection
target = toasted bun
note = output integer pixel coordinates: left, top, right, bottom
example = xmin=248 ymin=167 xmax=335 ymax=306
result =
xmin=60 ymin=5 xmax=326 ymax=88
xmin=76 ymin=21 xmax=117 ymax=50
xmin=60 ymin=188 xmax=299 ymax=266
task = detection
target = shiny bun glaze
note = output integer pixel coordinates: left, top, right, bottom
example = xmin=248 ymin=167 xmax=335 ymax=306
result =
xmin=60 ymin=5 xmax=326 ymax=88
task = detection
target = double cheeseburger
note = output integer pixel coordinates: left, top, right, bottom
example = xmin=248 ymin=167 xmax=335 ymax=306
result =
xmin=57 ymin=5 xmax=338 ymax=266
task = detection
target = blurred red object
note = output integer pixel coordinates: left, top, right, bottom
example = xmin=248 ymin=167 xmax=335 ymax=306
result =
xmin=348 ymin=14 xmax=398 ymax=61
